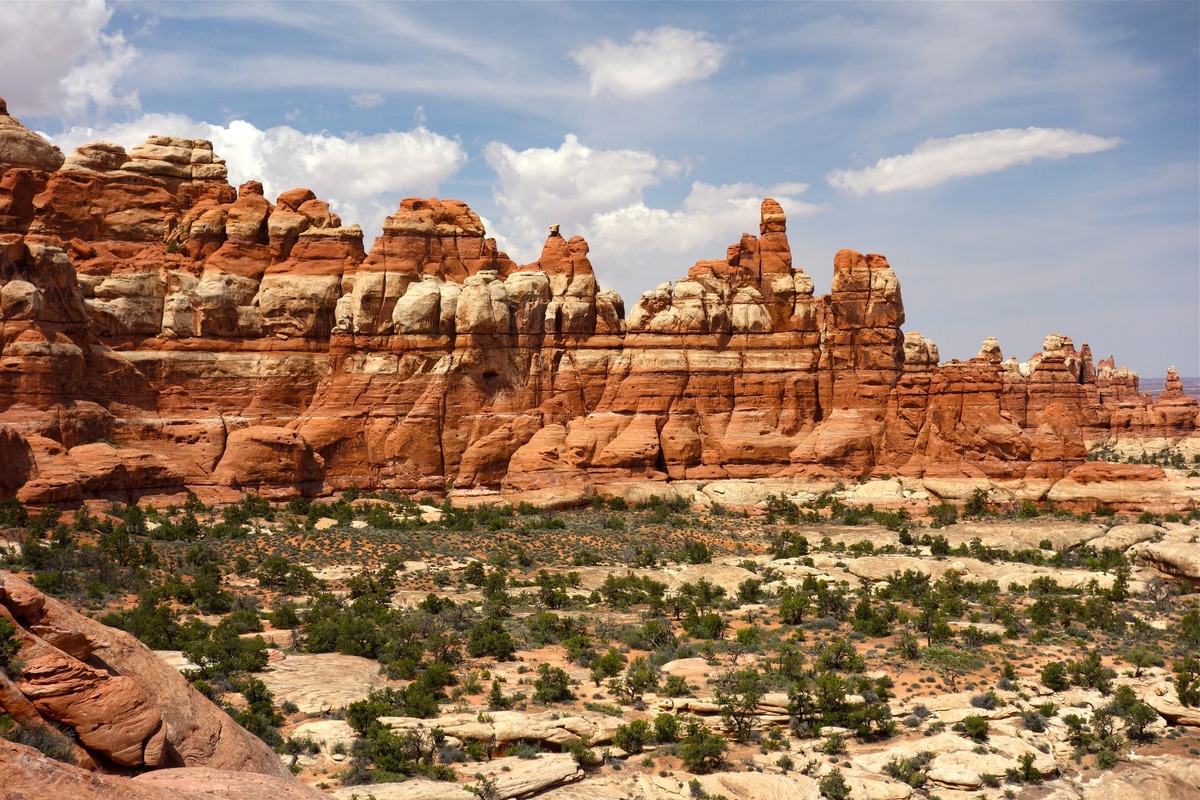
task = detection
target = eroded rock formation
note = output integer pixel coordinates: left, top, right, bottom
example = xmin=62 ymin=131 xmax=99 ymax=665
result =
xmin=0 ymin=103 xmax=1196 ymax=506
xmin=0 ymin=570 xmax=295 ymax=776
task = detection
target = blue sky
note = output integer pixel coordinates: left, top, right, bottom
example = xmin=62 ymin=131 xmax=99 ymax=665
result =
xmin=3 ymin=1 xmax=1197 ymax=378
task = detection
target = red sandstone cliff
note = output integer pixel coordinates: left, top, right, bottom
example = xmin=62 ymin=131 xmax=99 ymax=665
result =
xmin=0 ymin=103 xmax=1196 ymax=505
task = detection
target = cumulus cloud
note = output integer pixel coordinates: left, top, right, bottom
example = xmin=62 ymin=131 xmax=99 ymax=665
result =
xmin=571 ymin=26 xmax=729 ymax=100
xmin=0 ymin=0 xmax=139 ymax=118
xmin=826 ymin=127 xmax=1123 ymax=196
xmin=484 ymin=133 xmax=683 ymax=259
xmin=481 ymin=134 xmax=821 ymax=300
xmin=51 ymin=115 xmax=467 ymax=238
xmin=586 ymin=181 xmax=822 ymax=300
xmin=350 ymin=92 xmax=385 ymax=108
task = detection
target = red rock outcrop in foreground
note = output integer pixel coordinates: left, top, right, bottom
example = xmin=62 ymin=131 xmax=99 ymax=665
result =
xmin=0 ymin=570 xmax=295 ymax=778
xmin=0 ymin=104 xmax=1196 ymax=507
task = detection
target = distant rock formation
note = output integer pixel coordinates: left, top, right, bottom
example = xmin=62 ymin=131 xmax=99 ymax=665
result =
xmin=0 ymin=100 xmax=1196 ymax=506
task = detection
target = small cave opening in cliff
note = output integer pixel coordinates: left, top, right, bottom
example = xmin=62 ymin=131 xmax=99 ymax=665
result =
xmin=482 ymin=370 xmax=501 ymax=391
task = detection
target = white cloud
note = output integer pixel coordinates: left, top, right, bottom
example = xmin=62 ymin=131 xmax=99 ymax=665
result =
xmin=51 ymin=115 xmax=467 ymax=239
xmin=585 ymin=182 xmax=823 ymax=301
xmin=0 ymin=0 xmax=139 ymax=118
xmin=484 ymin=134 xmax=683 ymax=260
xmin=481 ymin=133 xmax=821 ymax=301
xmin=827 ymin=127 xmax=1123 ymax=196
xmin=350 ymin=92 xmax=385 ymax=108
xmin=571 ymin=26 xmax=729 ymax=100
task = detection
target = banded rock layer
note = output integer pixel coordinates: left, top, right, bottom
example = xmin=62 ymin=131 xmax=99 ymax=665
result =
xmin=0 ymin=104 xmax=1196 ymax=506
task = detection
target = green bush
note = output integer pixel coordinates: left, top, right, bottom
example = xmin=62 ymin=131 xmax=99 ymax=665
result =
xmin=653 ymin=712 xmax=680 ymax=743
xmin=533 ymin=664 xmax=574 ymax=705
xmin=928 ymin=504 xmax=957 ymax=528
xmin=0 ymin=498 xmax=28 ymax=526
xmin=818 ymin=767 xmax=852 ymax=800
xmin=956 ymin=714 xmax=989 ymax=741
xmin=0 ymin=717 xmax=74 ymax=764
xmin=679 ymin=721 xmax=726 ymax=774
xmin=882 ymin=751 xmax=932 ymax=788
xmin=1041 ymin=661 xmax=1070 ymax=692
xmin=612 ymin=719 xmax=653 ymax=753
xmin=0 ymin=618 xmax=22 ymax=674
xmin=1174 ymin=658 xmax=1200 ymax=706
xmin=467 ymin=618 xmax=515 ymax=661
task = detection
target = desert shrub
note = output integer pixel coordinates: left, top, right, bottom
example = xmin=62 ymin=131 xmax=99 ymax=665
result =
xmin=777 ymin=587 xmax=812 ymax=625
xmin=956 ymin=714 xmax=989 ymax=741
xmin=1181 ymin=609 xmax=1200 ymax=651
xmin=1017 ymin=500 xmax=1040 ymax=519
xmin=882 ymin=751 xmax=932 ymax=788
xmin=1118 ymin=697 xmax=1160 ymax=741
xmin=1173 ymin=658 xmax=1200 ymax=706
xmin=816 ymin=637 xmax=865 ymax=672
xmin=267 ymin=600 xmax=301 ymax=630
xmin=600 ymin=573 xmax=667 ymax=611
xmin=571 ymin=548 xmax=602 ymax=566
xmin=736 ymin=577 xmax=764 ymax=605
xmin=970 ymin=691 xmax=998 ymax=710
xmin=0 ymin=498 xmax=28 ymax=526
xmin=101 ymin=596 xmax=183 ymax=650
xmin=678 ymin=539 xmax=711 ymax=564
xmin=716 ymin=667 xmax=766 ymax=743
xmin=1021 ymin=711 xmax=1047 ymax=733
xmin=1011 ymin=751 xmax=1042 ymax=783
xmin=679 ymin=721 xmax=726 ymax=774
xmin=232 ymin=676 xmax=283 ymax=747
xmin=0 ymin=618 xmax=22 ymax=674
xmin=590 ymin=647 xmax=626 ymax=686
xmin=0 ymin=717 xmax=74 ymax=764
xmin=533 ymin=664 xmax=574 ymax=705
xmin=683 ymin=611 xmax=725 ymax=640
xmin=564 ymin=735 xmax=602 ymax=767
xmin=1041 ymin=661 xmax=1070 ymax=692
xmin=1068 ymin=650 xmax=1114 ymax=695
xmin=653 ymin=712 xmax=680 ymax=743
xmin=964 ymin=488 xmax=989 ymax=517
xmin=487 ymin=679 xmax=512 ymax=711
xmin=347 ymin=684 xmax=442 ymax=735
xmin=928 ymin=504 xmax=957 ymax=527
xmin=662 ymin=674 xmax=692 ymax=697
xmin=769 ymin=529 xmax=809 ymax=558
xmin=612 ymin=719 xmax=653 ymax=753
xmin=467 ymin=618 xmax=515 ymax=661
xmin=818 ymin=767 xmax=851 ymax=800
xmin=182 ymin=620 xmax=268 ymax=681
xmin=610 ymin=656 xmax=658 ymax=704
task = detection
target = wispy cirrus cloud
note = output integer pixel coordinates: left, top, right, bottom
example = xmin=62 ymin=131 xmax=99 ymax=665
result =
xmin=827 ymin=127 xmax=1123 ymax=195
xmin=571 ymin=26 xmax=729 ymax=100
xmin=350 ymin=92 xmax=385 ymax=108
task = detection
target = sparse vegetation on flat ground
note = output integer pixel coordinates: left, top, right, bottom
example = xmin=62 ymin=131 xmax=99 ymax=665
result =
xmin=1 ymin=487 xmax=1199 ymax=791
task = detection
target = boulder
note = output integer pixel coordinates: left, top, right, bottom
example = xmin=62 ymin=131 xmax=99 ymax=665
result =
xmin=0 ymin=741 xmax=329 ymax=800
xmin=0 ymin=571 xmax=292 ymax=777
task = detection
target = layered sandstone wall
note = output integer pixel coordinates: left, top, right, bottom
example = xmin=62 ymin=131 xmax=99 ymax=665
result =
xmin=0 ymin=103 xmax=1195 ymax=505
